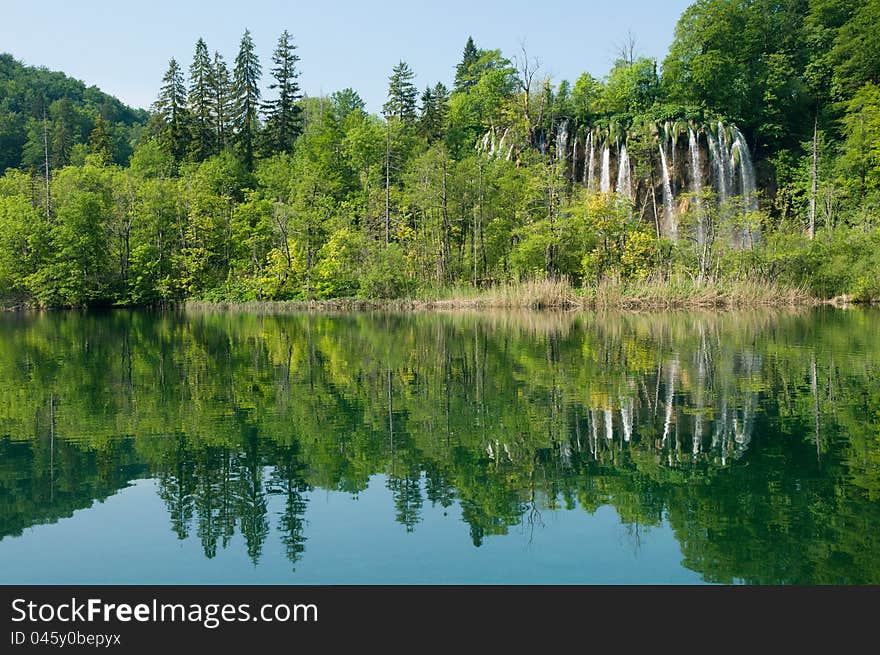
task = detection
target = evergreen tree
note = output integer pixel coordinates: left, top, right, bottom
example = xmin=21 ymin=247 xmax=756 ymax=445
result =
xmin=330 ymin=88 xmax=365 ymax=122
xmin=188 ymin=38 xmax=214 ymax=160
xmin=49 ymin=98 xmax=77 ymax=168
xmin=153 ymin=58 xmax=189 ymax=163
xmin=88 ymin=114 xmax=113 ymax=162
xmin=454 ymin=36 xmax=480 ymax=92
xmin=233 ymin=29 xmax=262 ymax=168
xmin=419 ymin=82 xmax=449 ymax=142
xmin=262 ymin=30 xmax=303 ymax=155
xmin=382 ymin=61 xmax=418 ymax=123
xmin=209 ymin=51 xmax=233 ymax=152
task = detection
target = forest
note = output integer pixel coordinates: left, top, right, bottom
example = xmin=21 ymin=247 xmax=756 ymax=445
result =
xmin=0 ymin=0 xmax=879 ymax=308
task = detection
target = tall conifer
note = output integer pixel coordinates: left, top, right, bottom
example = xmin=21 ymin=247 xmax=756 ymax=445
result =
xmin=233 ymin=29 xmax=262 ymax=167
xmin=153 ymin=58 xmax=189 ymax=162
xmin=208 ymin=51 xmax=233 ymax=151
xmin=262 ymin=30 xmax=303 ymax=155
xmin=188 ymin=38 xmax=214 ymax=160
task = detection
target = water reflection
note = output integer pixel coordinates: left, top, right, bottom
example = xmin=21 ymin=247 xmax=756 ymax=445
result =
xmin=0 ymin=308 xmax=878 ymax=583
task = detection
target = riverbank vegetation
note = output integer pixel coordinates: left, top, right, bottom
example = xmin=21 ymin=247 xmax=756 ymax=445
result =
xmin=1 ymin=0 xmax=879 ymax=308
xmin=185 ymin=275 xmax=812 ymax=312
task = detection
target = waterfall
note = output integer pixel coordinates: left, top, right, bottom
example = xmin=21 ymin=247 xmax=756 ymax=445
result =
xmin=668 ymin=123 xmax=676 ymax=193
xmin=616 ymin=144 xmax=631 ymax=201
xmin=571 ymin=135 xmax=578 ymax=179
xmin=688 ymin=127 xmax=704 ymax=244
xmin=555 ymin=120 xmax=568 ymax=165
xmin=497 ymin=128 xmax=508 ymax=159
xmin=479 ymin=130 xmax=491 ymax=155
xmin=730 ymin=126 xmax=758 ymax=212
xmin=717 ymin=122 xmax=732 ymax=203
xmin=585 ymin=132 xmax=595 ymax=190
xmin=604 ymin=408 xmax=614 ymax=440
xmin=706 ymin=130 xmax=722 ymax=204
xmin=688 ymin=127 xmax=704 ymax=198
xmin=599 ymin=143 xmax=611 ymax=193
xmin=658 ymin=142 xmax=675 ymax=237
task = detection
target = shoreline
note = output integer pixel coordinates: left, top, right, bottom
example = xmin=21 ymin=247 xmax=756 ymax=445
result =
xmin=5 ymin=280 xmax=866 ymax=313
xmin=184 ymin=279 xmax=824 ymax=313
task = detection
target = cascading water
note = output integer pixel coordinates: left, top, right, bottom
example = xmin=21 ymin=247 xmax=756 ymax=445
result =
xmin=658 ymin=142 xmax=675 ymax=237
xmin=706 ymin=130 xmax=721 ymax=204
xmin=600 ymin=143 xmax=611 ymax=193
xmin=730 ymin=125 xmax=759 ymax=246
xmin=479 ymin=130 xmax=491 ymax=156
xmin=717 ymin=122 xmax=733 ymax=203
xmin=688 ymin=127 xmax=704 ymax=198
xmin=616 ymin=144 xmax=631 ymax=202
xmin=585 ymin=132 xmax=595 ymax=190
xmin=497 ymin=128 xmax=507 ymax=159
xmin=501 ymin=116 xmax=761 ymax=247
xmin=730 ymin=126 xmax=757 ymax=212
xmin=688 ymin=127 xmax=705 ymax=244
xmin=555 ymin=120 xmax=568 ymax=165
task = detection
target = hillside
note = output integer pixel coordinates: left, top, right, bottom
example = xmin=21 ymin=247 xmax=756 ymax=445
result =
xmin=0 ymin=53 xmax=148 ymax=171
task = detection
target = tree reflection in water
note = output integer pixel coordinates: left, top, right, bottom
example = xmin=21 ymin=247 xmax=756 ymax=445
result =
xmin=0 ymin=307 xmax=878 ymax=583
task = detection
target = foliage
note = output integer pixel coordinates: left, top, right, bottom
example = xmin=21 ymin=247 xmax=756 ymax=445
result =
xmin=2 ymin=4 xmax=880 ymax=306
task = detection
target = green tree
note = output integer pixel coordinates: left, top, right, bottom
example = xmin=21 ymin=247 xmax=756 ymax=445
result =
xmin=383 ymin=61 xmax=418 ymax=123
xmin=262 ymin=30 xmax=303 ymax=156
xmin=88 ymin=114 xmax=113 ymax=163
xmin=188 ymin=38 xmax=214 ymax=160
xmin=419 ymin=82 xmax=449 ymax=143
xmin=209 ymin=51 xmax=234 ymax=151
xmin=331 ymin=88 xmax=366 ymax=123
xmin=839 ymin=82 xmax=880 ymax=207
xmin=153 ymin=58 xmax=190 ymax=163
xmin=50 ymin=97 xmax=78 ymax=168
xmin=233 ymin=29 xmax=262 ymax=168
xmin=454 ymin=36 xmax=480 ymax=92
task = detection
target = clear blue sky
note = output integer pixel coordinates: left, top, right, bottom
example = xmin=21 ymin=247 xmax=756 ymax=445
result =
xmin=1 ymin=0 xmax=693 ymax=113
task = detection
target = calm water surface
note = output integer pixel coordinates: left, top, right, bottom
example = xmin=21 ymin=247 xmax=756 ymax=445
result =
xmin=1 ymin=308 xmax=878 ymax=584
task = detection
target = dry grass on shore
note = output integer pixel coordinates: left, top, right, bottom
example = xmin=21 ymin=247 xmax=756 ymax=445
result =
xmin=581 ymin=275 xmax=813 ymax=309
xmin=185 ymin=275 xmax=815 ymax=313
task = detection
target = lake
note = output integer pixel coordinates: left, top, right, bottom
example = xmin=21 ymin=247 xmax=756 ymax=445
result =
xmin=0 ymin=307 xmax=878 ymax=584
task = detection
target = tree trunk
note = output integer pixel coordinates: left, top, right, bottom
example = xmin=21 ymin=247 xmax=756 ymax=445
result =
xmin=441 ymin=161 xmax=450 ymax=281
xmin=385 ymin=123 xmax=391 ymax=246
xmin=809 ymin=111 xmax=818 ymax=239
xmin=43 ymin=108 xmax=51 ymax=220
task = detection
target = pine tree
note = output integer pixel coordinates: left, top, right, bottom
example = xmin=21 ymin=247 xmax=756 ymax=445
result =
xmin=208 ymin=51 xmax=233 ymax=152
xmin=88 ymin=114 xmax=113 ymax=162
xmin=153 ymin=58 xmax=189 ymax=163
xmin=188 ymin=38 xmax=214 ymax=160
xmin=50 ymin=98 xmax=76 ymax=167
xmin=383 ymin=61 xmax=417 ymax=123
xmin=419 ymin=82 xmax=449 ymax=142
xmin=233 ymin=29 xmax=262 ymax=168
xmin=262 ymin=30 xmax=302 ymax=155
xmin=330 ymin=88 xmax=365 ymax=122
xmin=454 ymin=36 xmax=480 ymax=92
